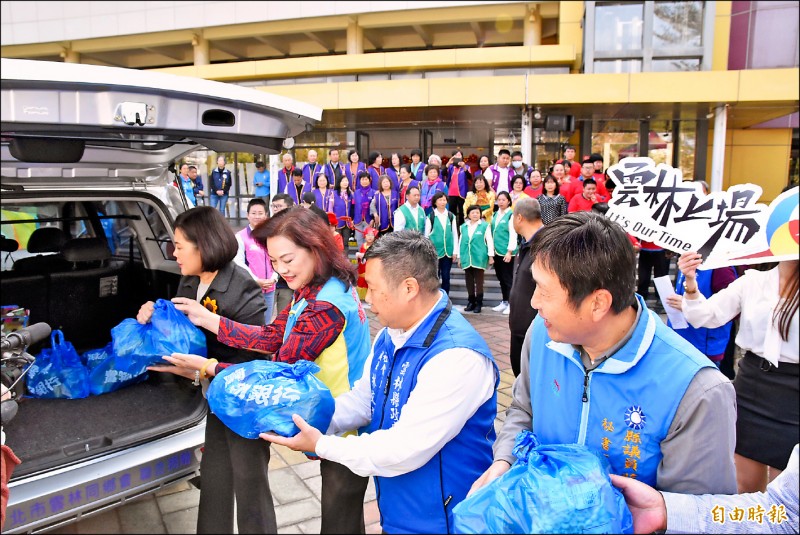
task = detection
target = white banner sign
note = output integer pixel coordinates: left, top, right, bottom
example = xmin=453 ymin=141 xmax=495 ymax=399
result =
xmin=605 ymin=157 xmax=798 ymax=269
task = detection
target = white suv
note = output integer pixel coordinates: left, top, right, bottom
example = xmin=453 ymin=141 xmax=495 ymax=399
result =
xmin=0 ymin=58 xmax=320 ymax=534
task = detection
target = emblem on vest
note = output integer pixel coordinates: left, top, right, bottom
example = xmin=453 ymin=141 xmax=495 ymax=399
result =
xmin=625 ymin=405 xmax=646 ymax=430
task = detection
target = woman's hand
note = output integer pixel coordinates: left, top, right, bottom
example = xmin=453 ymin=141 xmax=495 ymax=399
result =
xmin=488 ymin=256 xmax=495 ymax=266
xmin=677 ymin=252 xmax=702 ymax=282
xmin=136 ymin=301 xmax=155 ymax=324
xmin=665 ymin=294 xmax=683 ymax=311
xmin=503 ymin=252 xmax=512 ymax=263
xmin=258 ymin=278 xmax=275 ymax=292
xmin=147 ymin=352 xmax=214 ymax=379
xmin=172 ymin=296 xmax=220 ymax=334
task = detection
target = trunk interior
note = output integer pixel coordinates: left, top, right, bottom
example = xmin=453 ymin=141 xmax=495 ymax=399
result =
xmin=2 ymin=254 xmax=206 ymax=478
xmin=8 ymin=376 xmax=206 ymax=478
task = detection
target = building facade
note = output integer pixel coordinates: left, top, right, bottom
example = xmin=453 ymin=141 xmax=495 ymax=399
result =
xmin=2 ymin=1 xmax=798 ymax=217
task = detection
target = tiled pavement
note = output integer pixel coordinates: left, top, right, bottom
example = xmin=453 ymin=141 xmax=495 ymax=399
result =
xmin=48 ymin=308 xmax=516 ymax=535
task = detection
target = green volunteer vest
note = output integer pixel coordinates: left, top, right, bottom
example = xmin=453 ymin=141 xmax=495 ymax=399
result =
xmin=459 ymin=221 xmax=490 ymax=270
xmin=429 ymin=210 xmax=455 ymax=258
xmin=399 ymin=203 xmax=426 ymax=233
xmin=492 ymin=209 xmax=518 ymax=256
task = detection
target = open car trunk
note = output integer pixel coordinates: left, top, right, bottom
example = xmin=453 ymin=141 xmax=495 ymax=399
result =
xmin=9 ymin=376 xmax=207 ymax=478
xmin=1 ymin=192 xmax=206 ymax=479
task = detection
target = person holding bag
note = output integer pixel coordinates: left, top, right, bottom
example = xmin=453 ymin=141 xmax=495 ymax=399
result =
xmin=153 ymin=206 xmax=372 ymax=534
xmin=137 ymin=206 xmax=272 ymax=534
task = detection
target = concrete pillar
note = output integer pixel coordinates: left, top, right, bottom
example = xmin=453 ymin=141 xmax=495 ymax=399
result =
xmin=61 ymin=49 xmax=80 ymax=63
xmin=521 ymin=106 xmax=533 ymax=165
xmin=347 ymin=19 xmax=363 ymax=55
xmin=193 ymin=34 xmax=210 ymax=66
xmin=710 ymin=104 xmax=727 ymax=192
xmin=523 ymin=5 xmax=542 ymax=47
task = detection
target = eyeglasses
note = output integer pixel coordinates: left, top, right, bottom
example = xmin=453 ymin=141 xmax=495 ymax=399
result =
xmin=270 ymin=203 xmax=285 ymax=209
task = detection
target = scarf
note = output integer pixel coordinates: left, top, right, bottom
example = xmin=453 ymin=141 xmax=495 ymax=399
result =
xmin=421 ymin=179 xmax=440 ymax=209
xmin=358 ymin=185 xmax=372 ymax=217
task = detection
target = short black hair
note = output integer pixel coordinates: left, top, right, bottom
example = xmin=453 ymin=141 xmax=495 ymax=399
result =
xmin=465 ymin=204 xmax=482 ymax=218
xmin=188 ymin=165 xmax=197 ymax=171
xmin=364 ymin=230 xmax=440 ymax=294
xmin=255 ymin=161 xmax=265 ymax=168
xmin=591 ymin=202 xmax=609 ymax=215
xmin=582 ymin=158 xmax=594 ymax=166
xmin=431 ymin=191 xmax=447 ymax=206
xmin=291 ymin=168 xmax=303 ymax=177
xmin=302 ymin=192 xmax=316 ymax=204
xmin=530 ymin=212 xmax=636 ymax=314
xmin=498 ymin=149 xmax=511 ymax=157
xmin=543 ymin=174 xmax=560 ymax=195
xmin=496 ymin=191 xmax=512 ymax=205
xmin=411 ymin=148 xmax=423 ymax=158
xmin=400 ymin=164 xmax=412 ymax=174
xmin=368 ymin=151 xmax=382 ymax=166
xmin=272 ymin=193 xmax=294 ymax=207
xmin=583 ymin=178 xmax=597 ymax=187
xmin=357 ymin=170 xmax=372 ymax=184
xmin=247 ymin=198 xmax=267 ymax=212
xmin=174 ymin=206 xmax=237 ymax=273
xmin=406 ymin=185 xmax=420 ymax=194
xmin=511 ymin=150 xmax=523 ymax=159
xmin=471 ymin=174 xmax=490 ymax=193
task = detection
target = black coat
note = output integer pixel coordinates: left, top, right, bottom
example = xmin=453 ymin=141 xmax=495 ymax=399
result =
xmin=176 ymin=261 xmax=266 ymax=365
xmin=508 ymin=236 xmax=538 ymax=336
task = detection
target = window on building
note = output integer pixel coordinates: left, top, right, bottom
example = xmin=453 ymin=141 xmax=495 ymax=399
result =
xmin=585 ymin=1 xmax=712 ymax=73
xmin=652 ymin=1 xmax=703 ymax=48
xmin=594 ymin=3 xmax=644 ymax=52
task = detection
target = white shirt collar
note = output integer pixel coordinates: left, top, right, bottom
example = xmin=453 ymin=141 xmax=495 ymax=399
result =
xmin=387 ymin=293 xmax=446 ymax=349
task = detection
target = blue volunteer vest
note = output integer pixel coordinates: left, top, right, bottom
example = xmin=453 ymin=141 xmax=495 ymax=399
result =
xmin=364 ymin=294 xmax=499 ymax=534
xmin=529 ymin=294 xmax=713 ymax=487
xmin=672 ymin=269 xmax=736 ymax=357
xmin=284 ymin=278 xmax=370 ymax=398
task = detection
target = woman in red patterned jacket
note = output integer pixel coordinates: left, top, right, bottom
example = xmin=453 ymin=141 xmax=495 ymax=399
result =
xmin=153 ymin=206 xmax=372 ymax=534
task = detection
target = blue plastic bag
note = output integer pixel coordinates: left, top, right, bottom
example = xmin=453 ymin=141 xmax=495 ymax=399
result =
xmin=83 ymin=343 xmax=148 ymax=395
xmin=82 ymin=343 xmax=112 ymax=371
xmin=207 ymin=360 xmax=335 ymax=439
xmin=27 ymin=330 xmax=90 ymax=399
xmin=452 ymin=431 xmax=634 ymax=534
xmin=111 ymin=299 xmax=206 ymax=366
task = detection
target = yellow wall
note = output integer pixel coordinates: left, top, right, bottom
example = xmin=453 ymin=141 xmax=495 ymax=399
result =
xmin=558 ymin=0 xmax=584 ymax=72
xmin=712 ymin=1 xmax=732 ymax=71
xmin=706 ymin=128 xmax=793 ymax=201
xmin=256 ymin=69 xmax=799 ymax=110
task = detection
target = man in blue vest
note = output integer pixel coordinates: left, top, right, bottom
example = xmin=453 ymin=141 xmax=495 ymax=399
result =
xmin=262 ymin=230 xmax=499 ymax=534
xmin=470 ymin=212 xmax=737 ymax=498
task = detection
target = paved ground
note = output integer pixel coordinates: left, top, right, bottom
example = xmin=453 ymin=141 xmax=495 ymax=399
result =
xmin=48 ymin=307 xmax=516 ymax=535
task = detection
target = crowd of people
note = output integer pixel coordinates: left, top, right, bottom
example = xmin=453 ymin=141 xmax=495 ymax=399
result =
xmin=157 ymin=146 xmax=798 ymax=534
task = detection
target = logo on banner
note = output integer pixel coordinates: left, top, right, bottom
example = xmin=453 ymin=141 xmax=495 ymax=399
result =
xmin=604 ymin=157 xmax=798 ymax=268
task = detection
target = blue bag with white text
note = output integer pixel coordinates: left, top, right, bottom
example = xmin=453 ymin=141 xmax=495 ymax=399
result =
xmin=207 ymin=360 xmax=335 ymax=439
xmin=452 ymin=431 xmax=633 ymax=534
xmin=27 ymin=330 xmax=90 ymax=399
xmin=84 ymin=343 xmax=149 ymax=395
xmin=111 ymin=299 xmax=206 ymax=366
